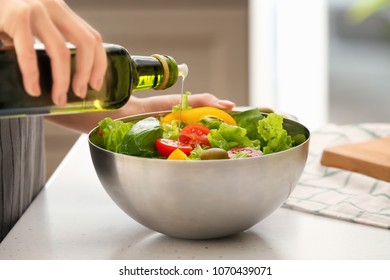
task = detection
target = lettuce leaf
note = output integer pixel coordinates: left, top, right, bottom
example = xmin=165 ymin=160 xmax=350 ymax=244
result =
xmin=208 ymin=123 xmax=260 ymax=151
xmin=119 ymin=117 xmax=163 ymax=157
xmin=97 ymin=117 xmax=133 ymax=153
xmin=257 ymin=113 xmax=292 ymax=154
xmin=162 ymin=121 xmax=180 ymax=140
xmin=232 ymin=108 xmax=264 ymax=140
xmin=199 ymin=116 xmax=223 ymax=130
xmin=187 ymin=145 xmax=205 ymax=160
xmin=172 ymin=91 xmax=192 ymax=112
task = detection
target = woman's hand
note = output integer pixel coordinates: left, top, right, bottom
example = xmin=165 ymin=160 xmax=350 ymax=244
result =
xmin=120 ymin=94 xmax=236 ymax=117
xmin=0 ymin=0 xmax=107 ymax=106
xmin=46 ymin=94 xmax=236 ymax=133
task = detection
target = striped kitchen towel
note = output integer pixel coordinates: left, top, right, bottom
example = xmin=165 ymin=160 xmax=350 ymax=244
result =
xmin=284 ymin=123 xmax=390 ymax=229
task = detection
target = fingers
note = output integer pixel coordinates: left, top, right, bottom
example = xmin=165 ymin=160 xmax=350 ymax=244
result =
xmin=1 ymin=1 xmax=41 ymax=97
xmin=124 ymin=94 xmax=236 ymax=116
xmin=43 ymin=0 xmax=107 ymax=97
xmin=0 ymin=32 xmax=15 ymax=47
xmin=188 ymin=93 xmax=235 ymax=110
xmin=88 ymin=31 xmax=107 ymax=91
xmin=31 ymin=1 xmax=70 ymax=105
xmin=14 ymin=30 xmax=41 ymax=97
xmin=0 ymin=0 xmax=107 ymax=106
xmin=63 ymin=7 xmax=107 ymax=92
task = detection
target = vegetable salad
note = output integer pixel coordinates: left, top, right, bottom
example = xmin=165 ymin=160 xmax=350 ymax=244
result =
xmin=91 ymin=93 xmax=306 ymax=160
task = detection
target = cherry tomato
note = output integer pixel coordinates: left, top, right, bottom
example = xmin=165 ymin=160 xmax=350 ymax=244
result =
xmin=156 ymin=139 xmax=193 ymax=157
xmin=97 ymin=128 xmax=103 ymax=137
xmin=179 ymin=124 xmax=211 ymax=148
xmin=228 ymin=146 xmax=263 ymax=159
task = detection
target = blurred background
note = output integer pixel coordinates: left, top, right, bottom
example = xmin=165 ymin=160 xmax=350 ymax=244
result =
xmin=328 ymin=0 xmax=390 ymax=124
xmin=45 ymin=0 xmax=390 ymax=179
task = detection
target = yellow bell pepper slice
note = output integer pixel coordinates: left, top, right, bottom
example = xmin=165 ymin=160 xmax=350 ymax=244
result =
xmin=161 ymin=107 xmax=237 ymax=126
xmin=167 ymin=148 xmax=188 ymax=160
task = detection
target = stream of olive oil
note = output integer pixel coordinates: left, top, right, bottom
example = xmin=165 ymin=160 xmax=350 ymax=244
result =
xmin=177 ymin=63 xmax=188 ymax=130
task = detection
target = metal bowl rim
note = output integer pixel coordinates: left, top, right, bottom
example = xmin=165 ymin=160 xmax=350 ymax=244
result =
xmin=88 ymin=109 xmax=310 ymax=164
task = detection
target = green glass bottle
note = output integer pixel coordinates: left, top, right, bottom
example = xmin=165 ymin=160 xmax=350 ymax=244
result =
xmin=0 ymin=43 xmax=187 ymax=118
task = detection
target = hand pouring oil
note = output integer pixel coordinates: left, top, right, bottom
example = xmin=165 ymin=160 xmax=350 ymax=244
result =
xmin=0 ymin=43 xmax=186 ymax=118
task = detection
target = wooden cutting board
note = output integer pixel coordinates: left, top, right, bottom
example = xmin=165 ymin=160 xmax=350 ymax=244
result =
xmin=320 ymin=137 xmax=390 ymax=182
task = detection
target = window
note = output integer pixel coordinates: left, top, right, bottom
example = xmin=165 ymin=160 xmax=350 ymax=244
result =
xmin=249 ymin=0 xmax=328 ymax=130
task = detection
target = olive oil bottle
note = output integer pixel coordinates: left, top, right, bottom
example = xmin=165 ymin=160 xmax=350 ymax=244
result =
xmin=0 ymin=43 xmax=187 ymax=118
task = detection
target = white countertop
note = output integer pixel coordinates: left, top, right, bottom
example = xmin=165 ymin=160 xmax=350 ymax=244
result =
xmin=1 ymin=134 xmax=389 ymax=260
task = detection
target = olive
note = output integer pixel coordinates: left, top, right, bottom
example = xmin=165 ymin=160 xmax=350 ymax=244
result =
xmin=258 ymin=107 xmax=274 ymax=114
xmin=200 ymin=148 xmax=229 ymax=160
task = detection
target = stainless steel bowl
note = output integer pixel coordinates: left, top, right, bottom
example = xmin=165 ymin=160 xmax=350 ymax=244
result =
xmin=88 ymin=111 xmax=310 ymax=239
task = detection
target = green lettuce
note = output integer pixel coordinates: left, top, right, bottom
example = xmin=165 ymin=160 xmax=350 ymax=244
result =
xmin=257 ymin=113 xmax=292 ymax=154
xmin=199 ymin=116 xmax=223 ymax=130
xmin=187 ymin=145 xmax=204 ymax=160
xmin=172 ymin=91 xmax=192 ymax=112
xmin=208 ymin=123 xmax=260 ymax=151
xmin=119 ymin=117 xmax=163 ymax=157
xmin=97 ymin=117 xmax=133 ymax=153
xmin=161 ymin=121 xmax=180 ymax=140
xmin=232 ymin=108 xmax=264 ymax=140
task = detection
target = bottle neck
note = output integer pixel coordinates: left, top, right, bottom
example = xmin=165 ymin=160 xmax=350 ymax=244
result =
xmin=131 ymin=54 xmax=179 ymax=92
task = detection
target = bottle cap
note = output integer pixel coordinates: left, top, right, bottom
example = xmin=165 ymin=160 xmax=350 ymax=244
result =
xmin=151 ymin=54 xmax=170 ymax=90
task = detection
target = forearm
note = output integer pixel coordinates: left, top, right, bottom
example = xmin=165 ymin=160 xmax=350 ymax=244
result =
xmin=45 ymin=94 xmax=235 ymax=133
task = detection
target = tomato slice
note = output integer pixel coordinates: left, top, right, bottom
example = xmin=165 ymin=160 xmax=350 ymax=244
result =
xmin=228 ymin=147 xmax=263 ymax=159
xmin=179 ymin=124 xmax=211 ymax=148
xmin=156 ymin=139 xmax=193 ymax=157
